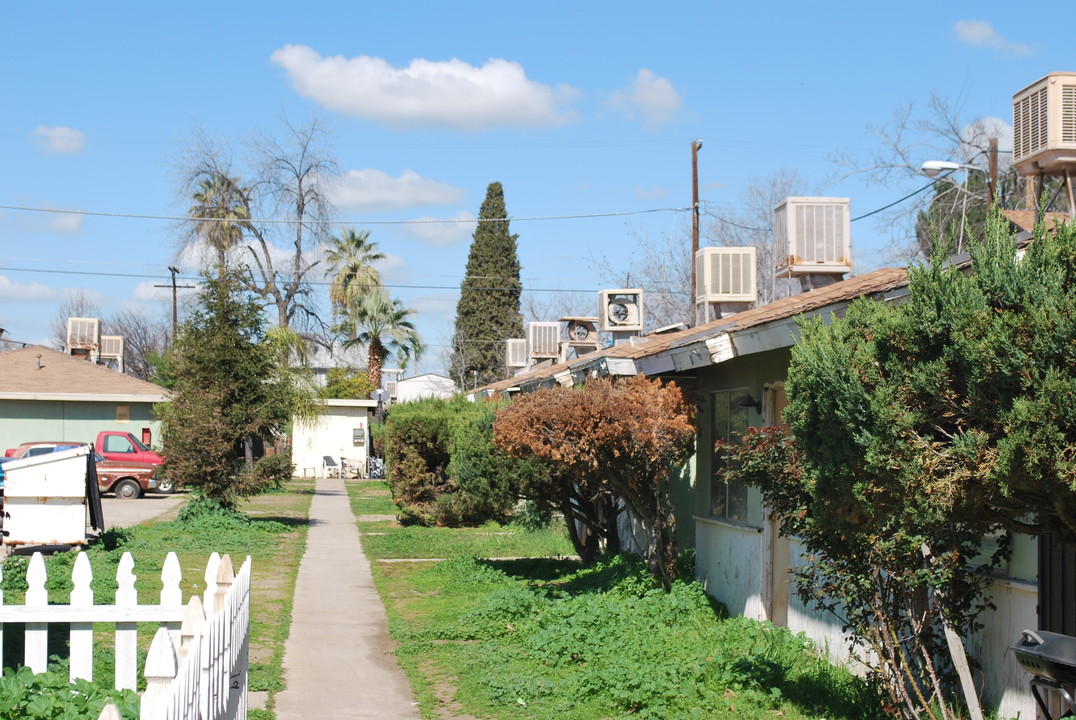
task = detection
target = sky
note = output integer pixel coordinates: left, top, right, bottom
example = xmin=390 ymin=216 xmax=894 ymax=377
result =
xmin=0 ymin=3 xmax=1069 ymax=377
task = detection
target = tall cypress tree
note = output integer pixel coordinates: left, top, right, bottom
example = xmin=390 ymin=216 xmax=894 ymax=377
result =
xmin=450 ymin=182 xmax=523 ymax=388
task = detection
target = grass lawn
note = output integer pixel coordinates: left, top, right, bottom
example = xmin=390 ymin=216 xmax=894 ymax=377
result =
xmin=350 ymin=481 xmax=880 ymax=720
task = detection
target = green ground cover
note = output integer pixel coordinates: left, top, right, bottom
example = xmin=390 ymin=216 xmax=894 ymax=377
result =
xmin=351 ymin=481 xmax=878 ymax=720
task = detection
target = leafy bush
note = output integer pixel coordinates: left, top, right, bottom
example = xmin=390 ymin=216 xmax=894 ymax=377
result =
xmin=0 ymin=665 xmax=139 ymax=719
xmin=320 ymin=366 xmax=375 ymax=400
xmin=247 ymin=451 xmax=294 ymax=488
xmin=384 ymin=396 xmax=516 ymax=526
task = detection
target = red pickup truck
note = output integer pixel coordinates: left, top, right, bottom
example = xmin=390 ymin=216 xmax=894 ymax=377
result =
xmin=95 ymin=431 xmax=164 ymax=466
xmin=3 ymin=431 xmax=172 ymax=494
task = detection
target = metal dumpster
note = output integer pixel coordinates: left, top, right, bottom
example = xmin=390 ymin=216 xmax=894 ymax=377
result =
xmin=2 ymin=445 xmax=104 ymax=546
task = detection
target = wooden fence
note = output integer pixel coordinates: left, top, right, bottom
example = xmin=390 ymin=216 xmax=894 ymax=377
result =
xmin=0 ymin=550 xmax=250 ymax=720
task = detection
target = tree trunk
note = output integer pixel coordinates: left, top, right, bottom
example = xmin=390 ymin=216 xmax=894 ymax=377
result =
xmin=368 ymin=342 xmax=385 ymax=389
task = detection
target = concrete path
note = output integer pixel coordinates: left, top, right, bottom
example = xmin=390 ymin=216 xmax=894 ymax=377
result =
xmin=274 ymin=476 xmax=420 ymax=720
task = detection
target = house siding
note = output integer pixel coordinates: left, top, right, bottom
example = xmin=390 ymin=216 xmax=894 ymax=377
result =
xmin=0 ymin=398 xmax=161 ymax=451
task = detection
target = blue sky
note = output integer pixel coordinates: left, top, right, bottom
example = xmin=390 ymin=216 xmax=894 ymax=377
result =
xmin=0 ymin=3 xmax=1068 ymax=375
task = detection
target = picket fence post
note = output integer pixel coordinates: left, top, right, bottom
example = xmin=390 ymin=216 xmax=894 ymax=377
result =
xmin=70 ymin=552 xmax=94 ymax=681
xmin=25 ymin=552 xmax=48 ymax=673
xmin=115 ymin=551 xmax=138 ymax=690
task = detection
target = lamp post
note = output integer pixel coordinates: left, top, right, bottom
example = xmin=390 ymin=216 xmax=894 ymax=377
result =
xmin=920 ymin=160 xmax=989 ymax=255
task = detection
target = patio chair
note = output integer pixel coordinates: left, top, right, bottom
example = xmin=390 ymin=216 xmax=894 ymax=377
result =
xmin=322 ymin=455 xmax=340 ymax=478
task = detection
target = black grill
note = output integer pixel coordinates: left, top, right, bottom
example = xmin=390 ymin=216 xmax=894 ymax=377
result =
xmin=1012 ymin=629 xmax=1076 ymax=719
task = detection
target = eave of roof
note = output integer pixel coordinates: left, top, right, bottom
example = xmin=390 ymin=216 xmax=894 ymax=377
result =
xmin=469 ymin=267 xmax=908 ymax=397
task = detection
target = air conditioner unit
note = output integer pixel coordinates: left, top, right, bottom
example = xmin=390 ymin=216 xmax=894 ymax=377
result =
xmin=527 ymin=322 xmax=560 ymax=359
xmin=99 ymin=335 xmax=124 ymax=359
xmin=598 ymin=289 xmax=644 ymax=333
xmin=505 ymin=338 xmax=527 ymax=369
xmin=1013 ymin=72 xmax=1076 ymax=176
xmin=66 ymin=317 xmax=100 ymax=351
xmin=774 ymin=197 xmax=851 ymax=277
xmin=382 ymin=369 xmax=402 ymax=400
xmin=695 ymin=247 xmax=757 ymax=304
xmin=561 ymin=317 xmax=598 ymax=343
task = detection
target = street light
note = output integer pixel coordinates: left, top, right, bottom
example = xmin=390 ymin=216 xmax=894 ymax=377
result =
xmin=920 ymin=160 xmax=982 ymax=178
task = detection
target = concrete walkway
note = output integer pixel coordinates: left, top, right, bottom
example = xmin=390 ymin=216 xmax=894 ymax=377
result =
xmin=274 ymin=476 xmax=421 ymax=720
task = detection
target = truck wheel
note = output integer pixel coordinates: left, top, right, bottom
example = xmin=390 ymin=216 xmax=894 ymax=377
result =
xmin=155 ymin=477 xmax=175 ymax=495
xmin=114 ymin=478 xmax=142 ymax=499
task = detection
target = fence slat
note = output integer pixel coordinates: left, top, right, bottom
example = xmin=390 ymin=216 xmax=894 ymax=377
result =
xmin=25 ymin=552 xmax=48 ymax=673
xmin=161 ymin=552 xmax=183 ymax=647
xmin=140 ymin=626 xmax=178 ymax=720
xmin=70 ymin=552 xmax=94 ymax=682
xmin=115 ymin=551 xmax=138 ymax=690
xmin=202 ymin=553 xmax=220 ymax=614
xmin=98 ymin=704 xmax=123 ymax=720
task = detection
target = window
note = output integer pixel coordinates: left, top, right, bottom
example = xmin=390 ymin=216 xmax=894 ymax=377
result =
xmin=105 ymin=435 xmax=135 ymax=454
xmin=710 ymin=389 xmax=750 ymax=522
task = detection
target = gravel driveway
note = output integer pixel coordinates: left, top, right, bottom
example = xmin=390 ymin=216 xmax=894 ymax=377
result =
xmin=99 ymin=491 xmax=187 ymax=529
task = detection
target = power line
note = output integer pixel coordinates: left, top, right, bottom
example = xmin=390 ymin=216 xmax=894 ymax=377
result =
xmin=0 ymin=203 xmax=687 ymax=225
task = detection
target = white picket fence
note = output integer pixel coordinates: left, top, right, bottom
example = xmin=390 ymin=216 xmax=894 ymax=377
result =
xmin=0 ymin=550 xmax=250 ymax=720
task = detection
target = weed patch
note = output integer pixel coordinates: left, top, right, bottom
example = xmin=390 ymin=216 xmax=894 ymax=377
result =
xmin=376 ymin=554 xmax=881 ymax=720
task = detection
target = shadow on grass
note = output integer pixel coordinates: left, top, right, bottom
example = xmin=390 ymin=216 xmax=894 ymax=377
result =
xmin=487 ymin=557 xmax=583 ymax=583
xmin=249 ymin=515 xmax=320 ymax=530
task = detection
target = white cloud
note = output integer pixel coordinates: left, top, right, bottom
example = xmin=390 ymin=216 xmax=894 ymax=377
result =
xmin=961 ymin=116 xmax=1014 ymax=159
xmin=633 ymin=186 xmax=668 ymax=200
xmin=33 ymin=126 xmax=87 ymax=154
xmin=405 ymin=211 xmax=476 ymax=247
xmin=376 ymin=253 xmax=408 ymax=278
xmin=327 ymin=169 xmax=466 ymax=210
xmin=407 ymin=291 xmax=457 ymax=318
xmin=131 ymin=280 xmax=176 ymax=303
xmin=0 ymin=274 xmax=58 ymax=302
xmin=608 ymin=69 xmax=682 ymax=128
xmin=48 ymin=210 xmax=83 ymax=234
xmin=270 ymin=45 xmax=578 ymax=130
xmin=953 ymin=20 xmax=1032 ymax=55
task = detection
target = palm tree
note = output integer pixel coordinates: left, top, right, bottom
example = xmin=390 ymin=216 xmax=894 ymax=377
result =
xmin=332 ymin=289 xmax=423 ymax=389
xmin=189 ymin=173 xmax=250 ymax=269
xmin=325 ymin=229 xmax=384 ymax=311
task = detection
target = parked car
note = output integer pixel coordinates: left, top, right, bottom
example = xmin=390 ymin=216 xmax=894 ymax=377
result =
xmin=4 ymin=442 xmax=158 ymax=499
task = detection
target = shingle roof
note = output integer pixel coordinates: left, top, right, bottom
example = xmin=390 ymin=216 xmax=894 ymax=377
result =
xmin=1002 ymin=210 xmax=1069 ymax=234
xmin=476 ymin=267 xmax=908 ymax=395
xmin=0 ymin=346 xmax=168 ymax=400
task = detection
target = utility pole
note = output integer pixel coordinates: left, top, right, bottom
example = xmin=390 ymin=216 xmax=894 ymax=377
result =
xmin=691 ymin=139 xmax=703 ymax=307
xmin=988 ymin=137 xmax=998 ymax=203
xmin=155 ymin=267 xmax=195 ymax=341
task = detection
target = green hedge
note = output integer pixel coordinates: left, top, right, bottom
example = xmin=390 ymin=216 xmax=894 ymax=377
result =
xmin=384 ymin=396 xmax=524 ymax=526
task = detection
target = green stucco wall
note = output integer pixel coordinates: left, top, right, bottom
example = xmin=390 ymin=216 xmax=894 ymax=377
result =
xmin=0 ymin=399 xmax=162 ymax=452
